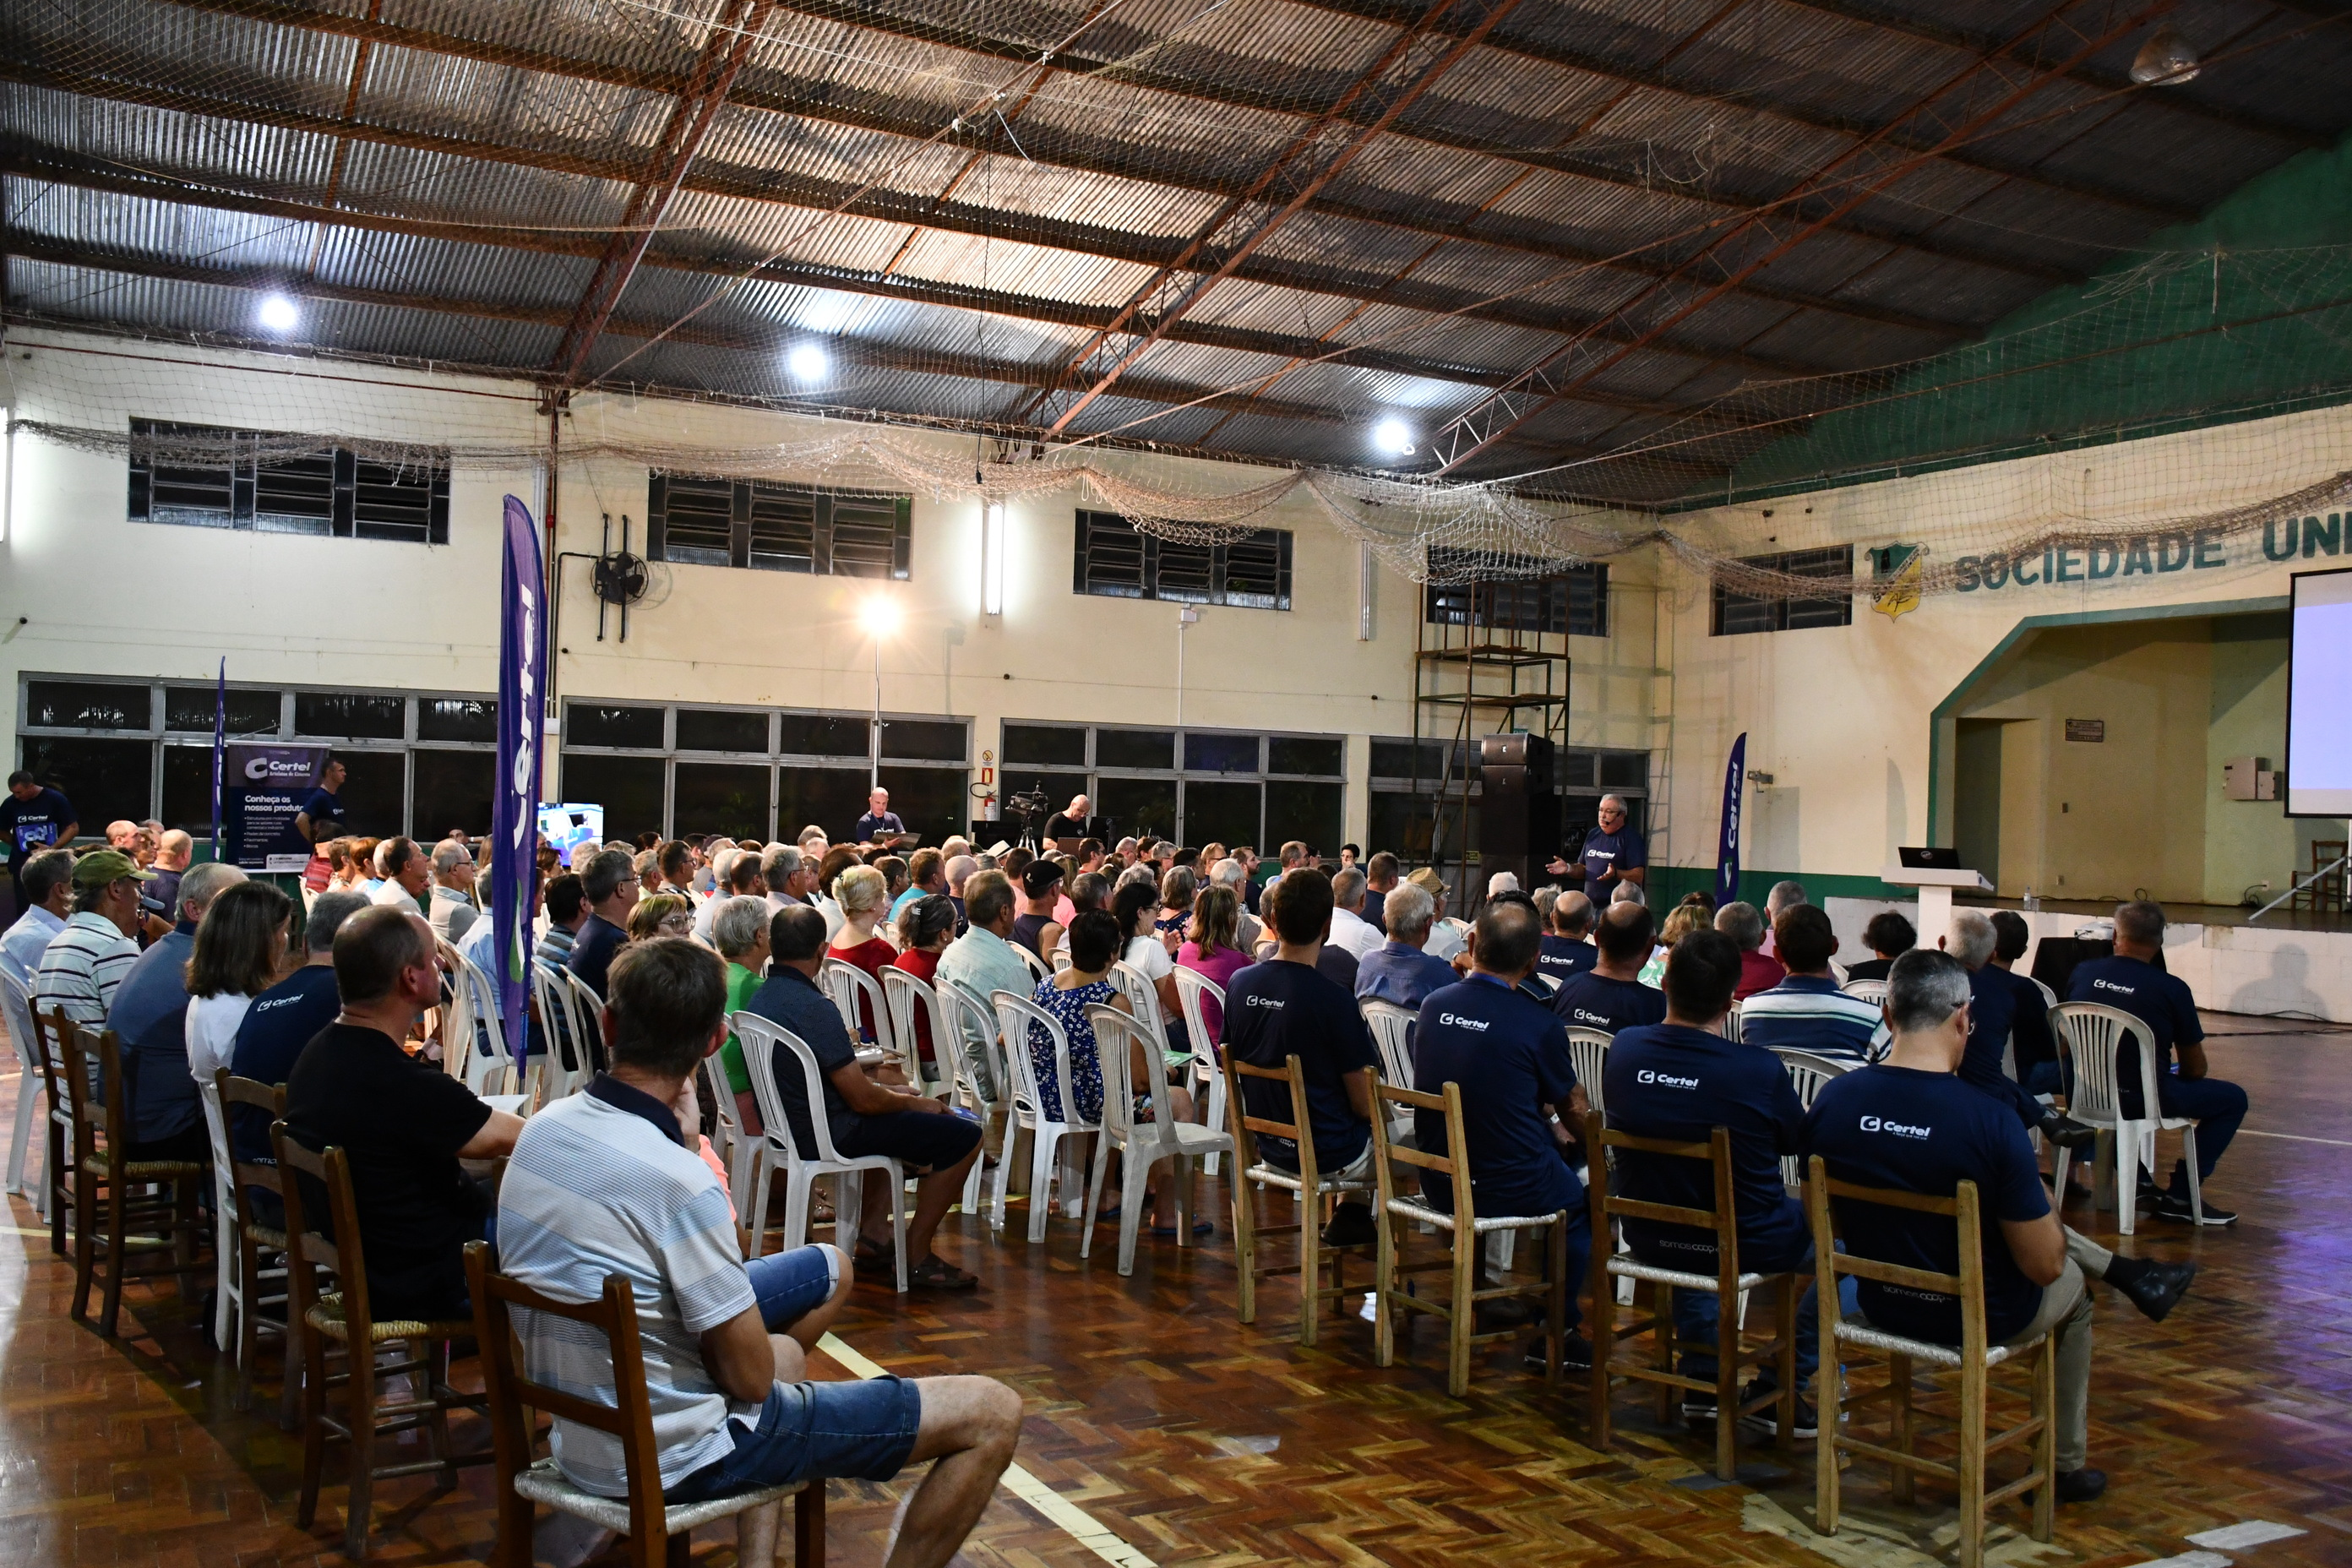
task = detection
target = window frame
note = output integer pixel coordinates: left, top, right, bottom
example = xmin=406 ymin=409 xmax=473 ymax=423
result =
xmin=646 ymin=473 xmax=913 ymax=579
xmin=1421 ymin=551 xmax=1608 ymax=638
xmin=1072 ymin=509 xmax=1293 ymax=611
xmin=1711 ymin=546 xmax=1855 ymax=636
xmin=128 ymin=419 xmax=450 ymax=544
xmin=995 ymin=721 xmax=1342 ymax=848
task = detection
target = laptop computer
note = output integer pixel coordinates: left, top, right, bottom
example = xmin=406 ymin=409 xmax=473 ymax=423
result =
xmin=1897 ymin=846 xmax=1963 ymax=871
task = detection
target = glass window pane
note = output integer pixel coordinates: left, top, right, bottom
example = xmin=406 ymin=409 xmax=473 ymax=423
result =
xmin=1557 ymin=750 xmax=1596 ymax=789
xmin=334 ymin=749 xmax=407 ymax=837
xmin=160 ymin=744 xmax=215 ymax=836
xmin=18 ymin=737 xmax=150 ymax=830
xmin=1181 ymin=779 xmax=1260 ymax=850
xmin=1004 ymin=723 xmax=1086 ymax=767
xmin=561 ymin=753 xmax=667 ymax=844
xmin=877 ymin=765 xmax=967 ymax=845
xmin=1598 ymin=753 xmax=1647 ymax=791
xmin=1095 ymin=728 xmax=1173 ymax=771
xmin=1094 ymin=776 xmax=1175 ymax=842
xmin=1266 ymin=781 xmax=1343 ymax=855
xmin=1268 ymin=737 xmax=1343 ymax=776
xmin=675 ymin=762 xmax=771 ymax=840
xmin=1183 ymin=732 xmax=1259 ymax=774
xmin=166 ymin=685 xmax=280 ymax=736
xmin=416 ymin=698 xmax=498 ymax=743
xmin=778 ymin=713 xmax=869 ymax=759
xmin=411 ymin=750 xmax=496 ymax=840
xmin=677 ymin=709 xmax=770 ymax=754
xmin=24 ymin=680 xmax=152 ymax=731
xmin=295 ymin=691 xmax=405 ymax=739
xmin=776 ymin=767 xmax=873 ymax=847
xmin=1369 ymin=737 xmax=1450 ymax=781
xmin=879 ymin=719 xmax=966 ymax=763
xmin=568 ymin=704 xmax=667 ymax=749
xmin=1369 ymin=791 xmax=1466 ymax=865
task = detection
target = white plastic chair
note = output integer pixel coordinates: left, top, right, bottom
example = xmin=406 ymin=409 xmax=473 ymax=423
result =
xmin=2031 ymin=976 xmax=2059 ymax=1011
xmin=989 ymin=989 xmax=1102 ymax=1242
xmin=449 ymin=953 xmax=518 ymax=1098
xmin=0 ymin=968 xmax=46 ymax=1206
xmin=1719 ymin=1003 xmax=1743 ymax=1043
xmin=1772 ymin=1048 xmax=1859 ymax=1187
xmin=1081 ymin=1004 xmax=1234 ymax=1276
xmin=879 ymin=966 xmax=951 ymax=1098
xmin=1358 ymin=999 xmax=1418 ymax=1141
xmin=1108 ymin=960 xmax=1171 ymax=1054
xmin=526 ymin=966 xmax=597 ymax=1109
xmin=1564 ymin=1026 xmax=1614 ymax=1121
xmin=924 ymin=981 xmax=1002 ymax=1212
xmin=1169 ymin=966 xmax=1229 ymax=1177
xmin=732 ymin=1010 xmax=909 ymax=1290
xmin=1841 ymin=978 xmax=1889 ymax=1006
xmin=1015 ymin=944 xmax=1053 ymax=983
xmin=196 ymin=1075 xmax=246 ymax=1355
xmin=822 ymin=958 xmax=895 ymax=1061
xmin=700 ymin=1052 xmax=765 ymax=1220
xmin=2050 ymin=1001 xmax=2202 ymax=1234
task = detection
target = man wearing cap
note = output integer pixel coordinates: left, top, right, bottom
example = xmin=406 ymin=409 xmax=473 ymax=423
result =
xmin=1406 ymin=868 xmax=1468 ymax=965
xmin=33 ymin=849 xmax=150 ymax=1032
xmin=3 ymin=770 xmax=79 ymax=927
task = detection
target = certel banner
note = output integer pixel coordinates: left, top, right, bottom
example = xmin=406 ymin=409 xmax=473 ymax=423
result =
xmin=223 ymin=743 xmax=330 ymax=872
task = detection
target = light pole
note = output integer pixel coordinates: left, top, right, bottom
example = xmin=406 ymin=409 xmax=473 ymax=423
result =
xmin=860 ymin=596 xmax=899 ymax=789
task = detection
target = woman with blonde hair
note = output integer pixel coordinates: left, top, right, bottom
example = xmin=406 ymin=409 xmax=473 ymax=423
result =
xmin=625 ymin=892 xmax=694 ymax=943
xmin=828 ymin=863 xmax=895 ymax=1041
xmin=1639 ymin=901 xmax=1710 ymax=988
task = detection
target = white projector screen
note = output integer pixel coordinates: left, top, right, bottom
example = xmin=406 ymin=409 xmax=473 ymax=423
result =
xmin=2288 ymin=566 xmax=2352 ymax=816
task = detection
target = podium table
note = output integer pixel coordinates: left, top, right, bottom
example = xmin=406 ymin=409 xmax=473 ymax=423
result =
xmin=1879 ymin=865 xmax=1994 ymax=945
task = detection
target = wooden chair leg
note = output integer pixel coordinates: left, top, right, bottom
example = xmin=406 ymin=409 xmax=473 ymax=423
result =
xmin=424 ymin=1338 xmax=458 ymax=1486
xmin=345 ymin=1342 xmax=378 ymax=1559
xmin=1296 ymin=1186 xmax=1321 ymax=1348
xmin=1543 ymin=1221 xmax=1565 ymax=1390
xmin=234 ymin=1233 xmax=260 ymax=1411
xmin=1713 ymin=1286 xmax=1739 ymax=1482
xmin=69 ymin=1164 xmax=97 ymax=1322
xmin=1957 ymin=1353 xmax=1987 ymax=1568
xmin=1649 ymin=1282 xmax=1675 ymax=1427
xmin=795 ymin=1483 xmax=827 ymax=1568
xmin=664 ymin=1528 xmax=691 ymax=1566
xmin=2031 ymin=1338 xmax=2056 ymax=1544
xmin=297 ymin=1329 xmax=329 ymax=1527
xmin=1587 ymin=1268 xmax=1614 ymax=1448
xmin=1775 ymin=1275 xmax=1797 ymax=1453
xmin=48 ymin=1122 xmax=68 ymax=1255
xmin=281 ymin=1285 xmax=308 ymax=1432
xmin=1816 ymin=1354 xmax=1841 ymax=1537
xmin=1889 ymin=1354 xmax=1914 ymax=1505
xmin=1232 ymin=1178 xmax=1257 ymax=1326
xmin=1373 ymin=1200 xmax=1396 ymax=1369
xmin=1447 ymin=1215 xmax=1474 ymax=1397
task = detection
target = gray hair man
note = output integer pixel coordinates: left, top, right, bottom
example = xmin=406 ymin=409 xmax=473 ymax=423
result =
xmin=427 ymin=838 xmax=481 ymax=945
xmin=1326 ymin=866 xmax=1384 ymax=961
xmin=763 ymin=843 xmax=814 ymax=912
xmin=1946 ymin=909 xmax=2098 ymax=1152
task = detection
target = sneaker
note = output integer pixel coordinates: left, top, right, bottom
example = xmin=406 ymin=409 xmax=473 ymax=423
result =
xmin=2055 ymin=1467 xmax=2108 ymax=1504
xmin=1680 ymin=1396 xmax=1718 ymax=1423
xmin=2105 ymin=1258 xmax=2197 ymax=1322
xmin=1522 ymin=1334 xmax=1593 ymax=1373
xmin=2150 ymin=1190 xmax=2235 ymax=1227
xmin=1738 ymin=1380 xmax=1819 ymax=1440
xmin=1320 ymin=1203 xmax=1377 ymax=1248
xmin=2038 ymin=1114 xmax=2100 ymax=1151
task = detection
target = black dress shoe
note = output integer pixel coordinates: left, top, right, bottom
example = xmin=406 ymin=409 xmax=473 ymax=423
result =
xmin=2108 ymin=1259 xmax=2197 ymax=1322
xmin=2055 ymin=1467 xmax=2108 ymax=1504
xmin=2039 ymin=1113 xmax=2100 ymax=1151
xmin=1320 ymin=1202 xmax=1377 ymax=1248
xmin=2151 ymin=1190 xmax=2236 ymax=1227
xmin=1522 ymin=1333 xmax=1593 ymax=1373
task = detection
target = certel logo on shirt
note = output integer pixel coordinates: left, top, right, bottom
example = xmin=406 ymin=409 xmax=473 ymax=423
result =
xmin=1437 ymin=1011 xmax=1489 ymax=1032
xmin=1571 ymin=1007 xmax=1614 ymax=1028
xmin=1244 ymin=994 xmax=1284 ymax=1010
xmin=1636 ymin=1069 xmax=1699 ymax=1089
xmin=2091 ymin=977 xmax=2137 ymax=998
xmin=1859 ymin=1114 xmax=1931 ymax=1140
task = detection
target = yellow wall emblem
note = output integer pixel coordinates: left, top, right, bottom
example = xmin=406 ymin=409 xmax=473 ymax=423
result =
xmin=1872 ymin=546 xmax=1925 ymax=622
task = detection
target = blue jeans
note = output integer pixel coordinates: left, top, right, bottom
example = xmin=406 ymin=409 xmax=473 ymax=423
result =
xmin=663 ymin=1377 xmax=922 ymax=1502
xmin=2159 ymin=1073 xmax=2246 ymax=1189
xmin=746 ymin=1244 xmax=838 ymax=1331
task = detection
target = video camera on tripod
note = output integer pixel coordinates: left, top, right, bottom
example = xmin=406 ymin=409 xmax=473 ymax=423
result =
xmin=1004 ymin=787 xmax=1052 ymax=851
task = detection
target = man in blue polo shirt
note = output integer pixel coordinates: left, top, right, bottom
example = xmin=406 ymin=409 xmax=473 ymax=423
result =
xmin=1550 ymin=902 xmax=1666 ymax=1036
xmin=1224 ymin=868 xmax=1381 ymax=1247
xmin=294 ymin=756 xmax=348 ymax=846
xmin=1805 ymin=950 xmax=2123 ymax=1504
xmin=1535 ymin=891 xmax=1598 ymax=990
xmin=567 ymin=847 xmax=640 ymax=1002
xmin=1548 ymin=794 xmax=1645 ymax=902
xmin=1605 ymin=927 xmax=1835 ymax=1430
xmin=2066 ymin=901 xmax=2246 ymax=1227
xmin=1353 ymin=879 xmax=1458 ymax=1012
xmin=1739 ymin=904 xmax=1887 ymax=1062
xmin=1947 ymin=911 xmax=2096 ymax=1156
xmin=3 ymin=770 xmax=79 ymax=926
xmin=1412 ymin=899 xmax=1592 ymax=1364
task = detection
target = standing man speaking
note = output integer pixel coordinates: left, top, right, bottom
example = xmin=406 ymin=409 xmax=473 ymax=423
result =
xmin=1550 ymin=793 xmax=1646 ymax=903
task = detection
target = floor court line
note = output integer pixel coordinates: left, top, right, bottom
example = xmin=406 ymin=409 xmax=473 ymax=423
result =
xmin=817 ymin=1331 xmax=1157 ymax=1568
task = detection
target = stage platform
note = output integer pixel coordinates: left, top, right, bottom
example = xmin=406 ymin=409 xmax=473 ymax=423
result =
xmin=1826 ymin=894 xmax=2352 ymax=1023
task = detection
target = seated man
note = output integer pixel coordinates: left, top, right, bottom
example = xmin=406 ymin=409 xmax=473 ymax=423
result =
xmin=1988 ymin=910 xmax=2060 ymax=1097
xmin=2066 ymin=900 xmax=2247 ymax=1227
xmin=1353 ymin=879 xmax=1459 ymax=1012
xmin=32 ymin=848 xmax=149 ymax=1031
xmin=1223 ymin=868 xmax=1381 ymax=1247
xmin=1605 ymin=928 xmax=1831 ymax=1429
xmin=1550 ymin=902 xmax=1667 ymax=1036
xmin=934 ymin=869 xmax=1027 ymax=1098
xmin=1 ymin=847 xmax=74 ymax=991
xmin=1413 ymin=899 xmax=1594 ymax=1363
xmin=1806 ymin=950 xmax=2113 ymax=1503
xmin=747 ymin=905 xmax=983 ymax=1289
xmin=286 ymin=906 xmax=525 ymax=1321
xmin=1839 ymin=910 xmax=1914 ymax=984
xmin=1325 ymin=868 xmax=1386 ymax=962
xmin=566 ymin=847 xmax=640 ymax=1000
xmin=1713 ymin=901 xmax=1783 ymax=1001
xmin=1534 ymin=891 xmax=1598 ymax=989
xmin=1736 ymin=904 xmax=1888 ymax=1063
xmin=106 ymin=860 xmax=245 ymax=1163
xmin=1948 ymin=911 xmax=2098 ymax=1154
xmin=499 ymin=936 xmax=1021 ymax=1557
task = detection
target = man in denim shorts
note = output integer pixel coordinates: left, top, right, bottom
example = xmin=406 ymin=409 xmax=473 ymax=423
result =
xmin=500 ymin=937 xmax=1021 ymax=1565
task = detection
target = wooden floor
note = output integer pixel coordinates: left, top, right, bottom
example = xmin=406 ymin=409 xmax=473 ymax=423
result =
xmin=3 ymin=1015 xmax=2349 ymax=1568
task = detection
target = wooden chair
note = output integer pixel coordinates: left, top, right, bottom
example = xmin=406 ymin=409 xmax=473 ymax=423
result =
xmin=1585 ymin=1114 xmax=1798 ymax=1481
xmin=61 ymin=1021 xmax=208 ymax=1337
xmin=2049 ymin=1002 xmax=2202 ymax=1233
xmin=1805 ymin=1157 xmax=2056 ymax=1568
xmin=465 ymin=1242 xmax=825 ymax=1568
xmin=199 ymin=1070 xmax=286 ymax=1402
xmin=219 ymin=1072 xmax=302 ymax=1421
xmin=273 ymin=1124 xmax=490 ymax=1558
xmin=2292 ymin=838 xmax=2346 ymax=916
xmin=1369 ymin=1079 xmax=1569 ymax=1396
xmin=733 ymin=1011 xmax=909 ymax=1288
xmin=1081 ymin=1003 xmax=1233 ymax=1276
xmin=1223 ymin=1052 xmax=1375 ymax=1347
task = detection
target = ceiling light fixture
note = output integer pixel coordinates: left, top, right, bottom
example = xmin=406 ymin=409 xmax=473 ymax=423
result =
xmin=1373 ymin=417 xmax=1416 ymax=458
xmin=786 ymin=343 xmax=830 ymax=383
xmin=2129 ymin=25 xmax=2200 ymax=86
xmin=257 ymin=293 xmax=300 ymax=333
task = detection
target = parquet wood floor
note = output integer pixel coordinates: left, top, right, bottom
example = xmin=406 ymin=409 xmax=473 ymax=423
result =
xmin=3 ymin=1015 xmax=2347 ymax=1567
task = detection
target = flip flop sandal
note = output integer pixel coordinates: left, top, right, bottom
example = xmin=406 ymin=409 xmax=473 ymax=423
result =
xmin=1149 ymin=1219 xmax=1217 ymax=1238
xmin=851 ymin=1240 xmax=896 ymax=1276
xmin=907 ymin=1255 xmax=979 ymax=1290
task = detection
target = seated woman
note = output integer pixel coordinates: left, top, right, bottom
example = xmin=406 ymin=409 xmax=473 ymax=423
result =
xmin=1111 ymin=879 xmax=1189 ymax=1065
xmin=1030 ymin=910 xmax=1198 ymax=1233
xmin=1176 ymin=883 xmax=1249 ymax=1052
xmin=1637 ymin=900 xmax=1710 ymax=988
xmin=625 ymin=891 xmax=694 ymax=943
xmin=890 ymin=893 xmax=957 ymax=1080
xmin=828 ymin=864 xmax=896 ymax=1043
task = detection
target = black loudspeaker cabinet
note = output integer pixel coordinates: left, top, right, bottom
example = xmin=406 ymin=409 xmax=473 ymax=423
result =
xmin=1479 ymin=732 xmax=1554 ymax=791
xmin=1478 ymin=788 xmax=1560 ymax=859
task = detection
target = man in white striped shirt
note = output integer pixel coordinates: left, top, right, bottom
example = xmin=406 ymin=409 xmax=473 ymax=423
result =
xmin=1737 ymin=903 xmax=1889 ymax=1063
xmin=32 ymin=850 xmax=150 ymax=1031
xmin=498 ymin=936 xmax=1020 ymax=1565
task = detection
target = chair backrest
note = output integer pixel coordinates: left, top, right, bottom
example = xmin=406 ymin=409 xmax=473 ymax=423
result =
xmin=272 ymin=1121 xmax=368 ymax=1331
xmin=988 ymin=990 xmax=1050 ymax=1123
xmin=1720 ymin=1003 xmax=1742 ymax=1043
xmin=1015 ymin=943 xmax=1053 ymax=983
xmin=1840 ymin=978 xmax=1889 ymax=1006
xmin=1803 ymin=1155 xmax=1989 ymax=1358
xmin=879 ymin=965 xmax=950 ymax=1097
xmin=926 ymin=980 xmax=996 ymax=1118
xmin=2030 ymin=976 xmax=2059 ymax=1012
xmin=0 ymin=968 xmax=40 ymax=1079
xmin=220 ymin=1071 xmax=287 ymax=1211
xmin=1108 ymin=960 xmax=1168 ymax=1050
xmin=1358 ymin=999 xmax=1416 ymax=1090
xmin=1085 ymin=1002 xmax=1154 ymax=1152
xmin=1223 ymin=1052 xmax=1320 ymax=1190
xmin=821 ymin=958 xmax=893 ymax=1058
xmin=28 ymin=999 xmax=72 ymax=1108
xmin=464 ymin=1241 xmax=677 ymax=1554
xmin=990 ymin=988 xmax=1093 ymax=1129
xmin=1586 ymin=1113 xmax=1743 ymax=1291
xmin=1170 ymin=965 xmax=1224 ymax=1064
xmin=732 ymin=1010 xmax=846 ymax=1166
xmin=528 ymin=961 xmax=590 ymax=1082
xmin=453 ymin=952 xmax=511 ymax=1093
xmin=1564 ymin=1027 xmax=1613 ymax=1119
xmin=2048 ymin=1001 xmax=2160 ymax=1126
xmin=1772 ymin=1048 xmax=1858 ymax=1185
xmin=1370 ymin=1077 xmax=1475 ymax=1232
xmin=59 ymin=1019 xmax=125 ymax=1162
